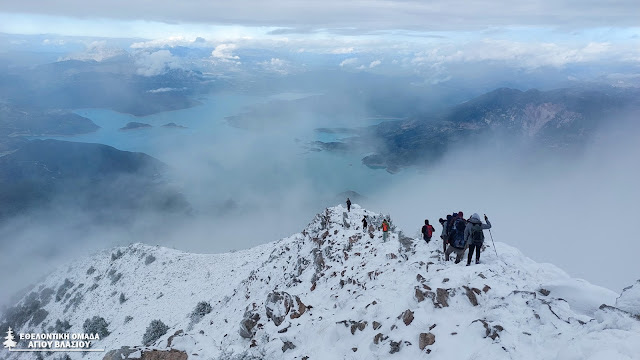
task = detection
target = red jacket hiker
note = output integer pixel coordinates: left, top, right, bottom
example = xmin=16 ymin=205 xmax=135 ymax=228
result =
xmin=422 ymin=220 xmax=435 ymax=243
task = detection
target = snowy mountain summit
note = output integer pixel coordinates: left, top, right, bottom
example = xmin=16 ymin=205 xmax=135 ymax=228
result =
xmin=2 ymin=205 xmax=640 ymax=360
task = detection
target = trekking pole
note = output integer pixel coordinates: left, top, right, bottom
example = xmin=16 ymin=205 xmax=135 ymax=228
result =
xmin=488 ymin=229 xmax=498 ymax=258
xmin=485 ymin=214 xmax=499 ymax=258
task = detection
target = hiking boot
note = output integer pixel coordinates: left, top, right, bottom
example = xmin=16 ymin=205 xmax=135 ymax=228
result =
xmin=454 ymin=260 xmax=460 ymax=264
xmin=466 ymin=263 xmax=470 ymax=266
xmin=475 ymin=260 xmax=480 ymax=264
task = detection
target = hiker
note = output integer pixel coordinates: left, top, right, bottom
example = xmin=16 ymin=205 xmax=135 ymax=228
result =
xmin=346 ymin=198 xmax=352 ymax=212
xmin=465 ymin=213 xmax=492 ymax=266
xmin=381 ymin=219 xmax=389 ymax=242
xmin=421 ymin=220 xmax=435 ymax=243
xmin=362 ymin=216 xmax=368 ymax=230
xmin=439 ymin=217 xmax=449 ymax=253
xmin=445 ymin=212 xmax=457 ymax=243
xmin=445 ymin=212 xmax=468 ymax=263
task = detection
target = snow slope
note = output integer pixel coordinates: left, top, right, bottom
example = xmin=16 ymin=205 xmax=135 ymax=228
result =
xmin=2 ymin=204 xmax=639 ymax=360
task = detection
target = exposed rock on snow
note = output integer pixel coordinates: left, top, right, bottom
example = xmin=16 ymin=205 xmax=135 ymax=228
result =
xmin=265 ymin=291 xmax=293 ymax=326
xmin=281 ymin=340 xmax=296 ymax=352
xmin=102 ymin=347 xmax=187 ymax=360
xmin=400 ymin=309 xmax=414 ymax=325
xmin=419 ymin=332 xmax=435 ymax=350
xmin=239 ymin=309 xmax=260 ymax=339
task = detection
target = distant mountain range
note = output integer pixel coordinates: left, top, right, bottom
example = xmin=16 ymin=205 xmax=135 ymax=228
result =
xmin=0 ymin=57 xmax=212 ymax=117
xmin=0 ymin=103 xmax=99 ymax=137
xmin=0 ymin=55 xmax=213 ymax=221
xmin=0 ymin=139 xmax=189 ymax=221
xmin=316 ymin=85 xmax=640 ymax=172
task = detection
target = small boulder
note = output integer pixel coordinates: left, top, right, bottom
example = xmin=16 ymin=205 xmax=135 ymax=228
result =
xmin=239 ymin=310 xmax=260 ymax=339
xmin=436 ymin=288 xmax=450 ymax=307
xmin=419 ymin=332 xmax=436 ymax=350
xmin=374 ymin=333 xmax=388 ymax=345
xmin=389 ymin=340 xmax=402 ymax=354
xmin=140 ymin=349 xmax=187 ymax=360
xmin=282 ymin=340 xmax=296 ymax=352
xmin=350 ymin=321 xmax=367 ymax=334
xmin=265 ymin=291 xmax=293 ymax=326
xmin=289 ymin=296 xmax=307 ymax=319
xmin=463 ymin=286 xmax=479 ymax=306
xmin=400 ymin=310 xmax=414 ymax=326
xmin=166 ymin=330 xmax=183 ymax=347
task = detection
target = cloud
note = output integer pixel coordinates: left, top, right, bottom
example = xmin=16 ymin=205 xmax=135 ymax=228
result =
xmin=410 ymin=39 xmax=638 ymax=70
xmin=61 ymin=40 xmax=128 ymax=62
xmin=135 ymin=49 xmax=182 ymax=76
xmin=2 ymin=0 xmax=639 ymax=32
xmin=42 ymin=38 xmax=66 ymax=46
xmin=330 ymin=47 xmax=355 ymax=54
xmin=258 ymin=58 xmax=291 ymax=74
xmin=131 ymin=36 xmax=211 ymax=49
xmin=147 ymin=87 xmax=187 ymax=93
xmin=369 ymin=59 xmax=381 ymax=68
xmin=211 ymin=43 xmax=239 ymax=60
xmin=339 ymin=58 xmax=358 ymax=67
xmin=267 ymin=27 xmax=317 ymax=35
xmin=368 ymin=111 xmax=640 ymax=293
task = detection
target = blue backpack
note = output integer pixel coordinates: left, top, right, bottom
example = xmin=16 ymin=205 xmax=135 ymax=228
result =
xmin=450 ymin=219 xmax=467 ymax=248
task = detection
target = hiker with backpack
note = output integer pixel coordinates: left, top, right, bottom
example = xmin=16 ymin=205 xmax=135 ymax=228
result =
xmin=421 ymin=220 xmax=435 ymax=243
xmin=465 ymin=213 xmax=492 ymax=266
xmin=346 ymin=198 xmax=352 ymax=212
xmin=445 ymin=212 xmax=467 ymax=263
xmin=381 ymin=218 xmax=389 ymax=242
xmin=362 ymin=216 xmax=368 ymax=230
xmin=443 ymin=213 xmax=458 ymax=252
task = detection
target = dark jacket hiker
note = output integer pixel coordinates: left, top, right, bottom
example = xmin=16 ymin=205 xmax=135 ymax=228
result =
xmin=450 ymin=216 xmax=467 ymax=248
xmin=445 ymin=214 xmax=467 ymax=263
xmin=465 ymin=213 xmax=492 ymax=266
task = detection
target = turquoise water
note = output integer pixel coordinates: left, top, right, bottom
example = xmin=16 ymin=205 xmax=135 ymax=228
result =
xmin=41 ymin=93 xmax=403 ymax=204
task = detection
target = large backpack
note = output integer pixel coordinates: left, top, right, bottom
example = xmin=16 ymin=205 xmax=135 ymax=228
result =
xmin=446 ymin=217 xmax=455 ymax=237
xmin=450 ymin=219 xmax=466 ymax=248
xmin=470 ymin=223 xmax=485 ymax=245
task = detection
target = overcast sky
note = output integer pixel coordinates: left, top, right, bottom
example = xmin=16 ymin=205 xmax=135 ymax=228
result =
xmin=2 ymin=0 xmax=640 ymax=31
xmin=2 ymin=0 xmax=639 ymax=77
xmin=1 ymin=0 xmax=639 ymax=39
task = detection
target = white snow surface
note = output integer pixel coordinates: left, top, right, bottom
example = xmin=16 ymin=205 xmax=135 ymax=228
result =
xmin=2 ymin=204 xmax=640 ymax=360
xmin=617 ymin=280 xmax=640 ymax=316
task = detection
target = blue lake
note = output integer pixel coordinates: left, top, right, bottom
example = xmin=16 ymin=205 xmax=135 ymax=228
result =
xmin=43 ymin=93 xmax=406 ymax=206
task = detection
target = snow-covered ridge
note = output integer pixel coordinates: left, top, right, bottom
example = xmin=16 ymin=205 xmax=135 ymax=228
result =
xmin=1 ymin=205 xmax=639 ymax=360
